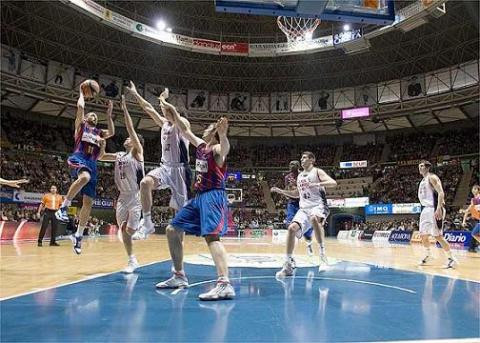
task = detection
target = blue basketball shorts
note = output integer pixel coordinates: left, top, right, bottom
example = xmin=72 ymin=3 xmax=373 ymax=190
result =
xmin=171 ymin=189 xmax=228 ymax=237
xmin=67 ymin=153 xmax=97 ymax=199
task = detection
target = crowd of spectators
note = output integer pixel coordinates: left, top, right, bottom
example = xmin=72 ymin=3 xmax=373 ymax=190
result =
xmin=227 ymin=143 xmax=335 ymax=168
xmin=386 ymin=129 xmax=478 ymax=162
xmin=0 ymin=204 xmax=40 ymax=222
xmin=352 ymin=220 xmax=418 ymax=232
xmin=436 ymin=130 xmax=479 ymax=157
xmin=341 ymin=142 xmax=383 ymax=163
xmin=1 ymin=111 xmax=477 ymax=238
xmin=369 ymin=161 xmax=463 ymax=204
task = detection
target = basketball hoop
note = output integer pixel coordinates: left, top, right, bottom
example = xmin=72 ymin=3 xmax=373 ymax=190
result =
xmin=277 ymin=16 xmax=321 ymax=42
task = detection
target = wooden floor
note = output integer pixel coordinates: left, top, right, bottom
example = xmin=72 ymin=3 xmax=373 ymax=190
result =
xmin=1 ymin=235 xmax=479 ymax=299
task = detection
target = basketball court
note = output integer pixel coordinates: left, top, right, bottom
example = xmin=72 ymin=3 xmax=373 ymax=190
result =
xmin=1 ymin=236 xmax=479 ymax=342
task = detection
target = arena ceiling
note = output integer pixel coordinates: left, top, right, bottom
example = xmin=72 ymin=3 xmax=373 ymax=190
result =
xmin=1 ymin=0 xmax=479 ymax=92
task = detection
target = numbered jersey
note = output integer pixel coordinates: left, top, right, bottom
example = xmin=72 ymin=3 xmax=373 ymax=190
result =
xmin=114 ymin=151 xmax=144 ymax=193
xmin=418 ymin=175 xmax=440 ymax=207
xmin=194 ymin=143 xmax=226 ymax=192
xmin=161 ymin=122 xmax=189 ymax=165
xmin=73 ymin=122 xmax=104 ymax=161
xmin=297 ymin=167 xmax=328 ymax=209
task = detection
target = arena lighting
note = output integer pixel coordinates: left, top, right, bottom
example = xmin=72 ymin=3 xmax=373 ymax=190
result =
xmin=166 ymin=27 xmax=173 ymax=33
xmin=343 ymin=24 xmax=350 ymax=31
xmin=156 ymin=20 xmax=166 ymax=31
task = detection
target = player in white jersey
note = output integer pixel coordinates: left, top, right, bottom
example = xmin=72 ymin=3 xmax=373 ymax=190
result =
xmin=99 ymin=95 xmax=144 ymax=273
xmin=126 ymin=82 xmax=191 ymax=239
xmin=271 ymin=151 xmax=337 ymax=277
xmin=417 ymin=160 xmax=457 ymax=269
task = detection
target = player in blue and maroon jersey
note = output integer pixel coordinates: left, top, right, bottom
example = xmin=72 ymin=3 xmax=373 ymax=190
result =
xmin=156 ymin=97 xmax=235 ymax=301
xmin=55 ymin=85 xmax=115 ymax=255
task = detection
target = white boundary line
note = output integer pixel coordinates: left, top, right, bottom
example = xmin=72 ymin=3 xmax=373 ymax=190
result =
xmin=173 ymin=275 xmax=417 ymax=294
xmin=0 ymin=258 xmax=169 ymax=301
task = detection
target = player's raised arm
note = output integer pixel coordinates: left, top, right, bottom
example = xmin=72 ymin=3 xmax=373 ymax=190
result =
xmin=101 ymin=100 xmax=115 ymax=139
xmin=74 ymin=87 xmax=86 ymax=137
xmin=158 ymin=89 xmax=192 ymax=130
xmin=121 ymin=95 xmax=143 ymax=160
xmin=126 ymin=81 xmax=166 ymax=127
xmin=214 ymin=117 xmax=230 ymax=158
xmin=160 ymin=98 xmax=204 ymax=147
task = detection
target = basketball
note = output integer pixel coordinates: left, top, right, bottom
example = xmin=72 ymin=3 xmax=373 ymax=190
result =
xmin=80 ymin=79 xmax=100 ymax=99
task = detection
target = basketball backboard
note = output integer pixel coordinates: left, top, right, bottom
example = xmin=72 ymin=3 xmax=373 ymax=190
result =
xmin=215 ymin=0 xmax=395 ymax=25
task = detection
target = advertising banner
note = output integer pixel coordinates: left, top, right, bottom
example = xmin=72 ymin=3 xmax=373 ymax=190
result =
xmin=440 ymin=231 xmax=472 ymax=249
xmin=411 ymin=231 xmax=436 ymax=243
xmin=193 ymin=38 xmax=221 ymax=53
xmin=388 ymin=230 xmax=413 ymax=243
xmin=345 ymin=197 xmax=369 ymax=208
xmin=221 ymin=42 xmax=249 ymax=55
xmin=0 ymin=221 xmax=55 ymax=241
xmin=340 ymin=160 xmax=368 ymax=169
xmin=392 ymin=203 xmax=422 ymax=214
xmin=337 ymin=230 xmax=349 ymax=239
xmin=372 ymin=230 xmax=391 ymax=242
xmin=365 ymin=204 xmax=393 ymax=215
xmin=333 ymin=29 xmax=362 ymax=45
xmin=348 ymin=230 xmax=363 ymax=240
xmin=12 ymin=191 xmax=43 ymax=204
xmin=328 ymin=198 xmax=346 ymax=208
xmin=360 ymin=231 xmax=374 ymax=241
xmin=93 ymin=198 xmax=114 ymax=209
xmin=328 ymin=197 xmax=369 ymax=208
xmin=0 ymin=189 xmax=13 ymax=203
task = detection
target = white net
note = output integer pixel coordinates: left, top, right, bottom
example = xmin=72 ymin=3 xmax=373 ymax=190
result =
xmin=277 ymin=16 xmax=321 ymax=42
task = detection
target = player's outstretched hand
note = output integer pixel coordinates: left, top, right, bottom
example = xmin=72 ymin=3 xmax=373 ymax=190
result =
xmin=159 ymin=88 xmax=169 ymax=100
xmin=126 ymin=81 xmax=137 ymax=95
xmin=216 ymin=117 xmax=229 ymax=136
xmin=5 ymin=179 xmax=29 ymax=188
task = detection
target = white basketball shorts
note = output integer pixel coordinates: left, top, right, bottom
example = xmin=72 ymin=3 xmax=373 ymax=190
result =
xmin=147 ymin=163 xmax=190 ymax=210
xmin=116 ymin=192 xmax=142 ymax=230
xmin=291 ymin=205 xmax=329 ymax=239
xmin=419 ymin=206 xmax=445 ymax=237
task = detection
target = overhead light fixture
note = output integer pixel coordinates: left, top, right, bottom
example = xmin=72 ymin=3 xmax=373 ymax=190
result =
xmin=156 ymin=20 xmax=166 ymax=31
xmin=343 ymin=24 xmax=350 ymax=31
xmin=166 ymin=27 xmax=172 ymax=33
